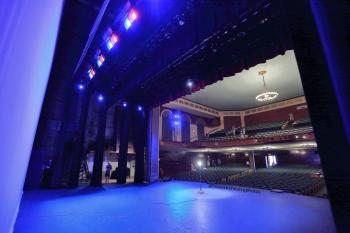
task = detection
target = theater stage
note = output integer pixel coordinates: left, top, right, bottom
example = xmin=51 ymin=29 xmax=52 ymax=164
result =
xmin=15 ymin=181 xmax=336 ymax=233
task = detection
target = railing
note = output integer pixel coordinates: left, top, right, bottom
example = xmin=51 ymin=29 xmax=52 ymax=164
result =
xmin=160 ymin=132 xmax=315 ymax=149
xmin=206 ymin=127 xmax=223 ymax=135
xmin=303 ymin=179 xmax=326 ymax=196
xmin=220 ymin=169 xmax=253 ymax=183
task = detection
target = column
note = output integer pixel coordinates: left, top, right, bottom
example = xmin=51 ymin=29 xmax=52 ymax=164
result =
xmin=132 ymin=107 xmax=148 ymax=183
xmin=50 ymin=79 xmax=78 ymax=188
xmin=117 ymin=106 xmax=130 ymax=184
xmin=146 ymin=107 xmax=160 ymax=183
xmin=240 ymin=112 xmax=245 ymax=128
xmin=90 ymin=100 xmax=107 ymax=186
xmin=284 ymin=1 xmax=350 ymax=232
xmin=68 ymin=88 xmax=91 ymax=187
xmin=249 ymin=151 xmax=256 ymax=171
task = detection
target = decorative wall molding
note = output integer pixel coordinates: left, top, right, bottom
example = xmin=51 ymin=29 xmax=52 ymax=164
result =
xmin=243 ymin=96 xmax=307 ymax=115
xmin=164 ymin=98 xmax=220 ymax=117
xmin=167 ymin=96 xmax=307 ymax=118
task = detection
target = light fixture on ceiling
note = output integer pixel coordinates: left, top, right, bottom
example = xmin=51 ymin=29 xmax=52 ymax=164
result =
xmin=255 ymin=70 xmax=279 ymax=102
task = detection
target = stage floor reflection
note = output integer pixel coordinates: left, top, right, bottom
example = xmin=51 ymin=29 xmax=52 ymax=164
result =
xmin=15 ymin=181 xmax=336 ymax=233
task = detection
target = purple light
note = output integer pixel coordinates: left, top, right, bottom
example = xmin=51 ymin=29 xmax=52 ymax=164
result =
xmin=107 ymin=34 xmax=118 ymax=50
xmin=97 ymin=54 xmax=105 ymax=67
xmin=124 ymin=9 xmax=138 ymax=30
xmin=122 ymin=101 xmax=128 ymax=108
xmin=137 ymin=105 xmax=143 ymax=111
xmin=98 ymin=94 xmax=104 ymax=102
xmin=88 ymin=67 xmax=95 ymax=79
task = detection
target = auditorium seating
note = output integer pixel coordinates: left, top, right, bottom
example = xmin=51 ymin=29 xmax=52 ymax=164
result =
xmin=245 ymin=121 xmax=284 ymax=132
xmin=251 ymin=126 xmax=313 ymax=138
xmin=221 ymin=166 xmax=324 ymax=195
xmin=174 ymin=166 xmax=248 ymax=183
xmin=208 ymin=128 xmax=233 ymax=137
xmin=293 ymin=117 xmax=312 ymax=127
xmin=201 ymin=118 xmax=313 ymax=142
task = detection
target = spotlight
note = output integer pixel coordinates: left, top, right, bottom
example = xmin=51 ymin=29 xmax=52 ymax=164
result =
xmin=137 ymin=105 xmax=143 ymax=111
xmin=186 ymin=80 xmax=193 ymax=88
xmin=97 ymin=54 xmax=105 ymax=67
xmin=124 ymin=19 xmax=132 ymax=30
xmin=97 ymin=94 xmax=104 ymax=102
xmin=197 ymin=160 xmax=204 ymax=194
xmin=88 ymin=67 xmax=96 ymax=79
xmin=107 ymin=33 xmax=119 ymax=50
xmin=124 ymin=9 xmax=138 ymax=30
xmin=174 ymin=114 xmax=180 ymax=119
xmin=129 ymin=9 xmax=138 ymax=22
xmin=122 ymin=101 xmax=128 ymax=108
xmin=174 ymin=121 xmax=180 ymax=125
xmin=78 ymin=84 xmax=84 ymax=90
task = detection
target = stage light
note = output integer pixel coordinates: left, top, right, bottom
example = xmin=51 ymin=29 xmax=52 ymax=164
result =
xmin=124 ymin=19 xmax=132 ymax=30
xmin=78 ymin=84 xmax=84 ymax=90
xmin=137 ymin=105 xmax=143 ymax=111
xmin=174 ymin=121 xmax=180 ymax=125
xmin=122 ymin=101 xmax=128 ymax=108
xmin=88 ymin=67 xmax=96 ymax=79
xmin=97 ymin=54 xmax=105 ymax=67
xmin=186 ymin=80 xmax=193 ymax=88
xmin=107 ymin=33 xmax=119 ymax=50
xmin=197 ymin=160 xmax=204 ymax=194
xmin=174 ymin=114 xmax=180 ymax=118
xmin=98 ymin=94 xmax=104 ymax=102
xmin=129 ymin=9 xmax=138 ymax=22
xmin=124 ymin=9 xmax=138 ymax=30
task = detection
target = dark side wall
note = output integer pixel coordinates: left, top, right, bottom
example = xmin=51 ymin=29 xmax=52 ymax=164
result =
xmin=223 ymin=116 xmax=241 ymax=129
xmin=244 ymin=104 xmax=310 ymax=126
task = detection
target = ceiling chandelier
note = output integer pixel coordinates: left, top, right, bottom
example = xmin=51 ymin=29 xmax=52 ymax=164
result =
xmin=255 ymin=70 xmax=279 ymax=102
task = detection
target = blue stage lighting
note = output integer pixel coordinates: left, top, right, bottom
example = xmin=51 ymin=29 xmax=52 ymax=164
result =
xmin=124 ymin=19 xmax=132 ymax=30
xmin=122 ymin=101 xmax=128 ymax=108
xmin=137 ymin=105 xmax=143 ymax=111
xmin=124 ymin=9 xmax=138 ymax=30
xmin=186 ymin=80 xmax=193 ymax=88
xmin=98 ymin=94 xmax=104 ymax=102
xmin=78 ymin=84 xmax=84 ymax=90
xmin=106 ymin=34 xmax=119 ymax=50
xmin=97 ymin=54 xmax=105 ymax=67
xmin=88 ymin=67 xmax=96 ymax=79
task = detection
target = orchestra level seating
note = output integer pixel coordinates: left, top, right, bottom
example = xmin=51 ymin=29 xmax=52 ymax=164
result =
xmin=173 ymin=165 xmax=325 ymax=196
xmin=220 ymin=166 xmax=325 ymax=195
xmin=173 ymin=166 xmax=248 ymax=183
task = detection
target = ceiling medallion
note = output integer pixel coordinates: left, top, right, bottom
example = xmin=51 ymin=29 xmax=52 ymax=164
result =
xmin=255 ymin=70 xmax=279 ymax=102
